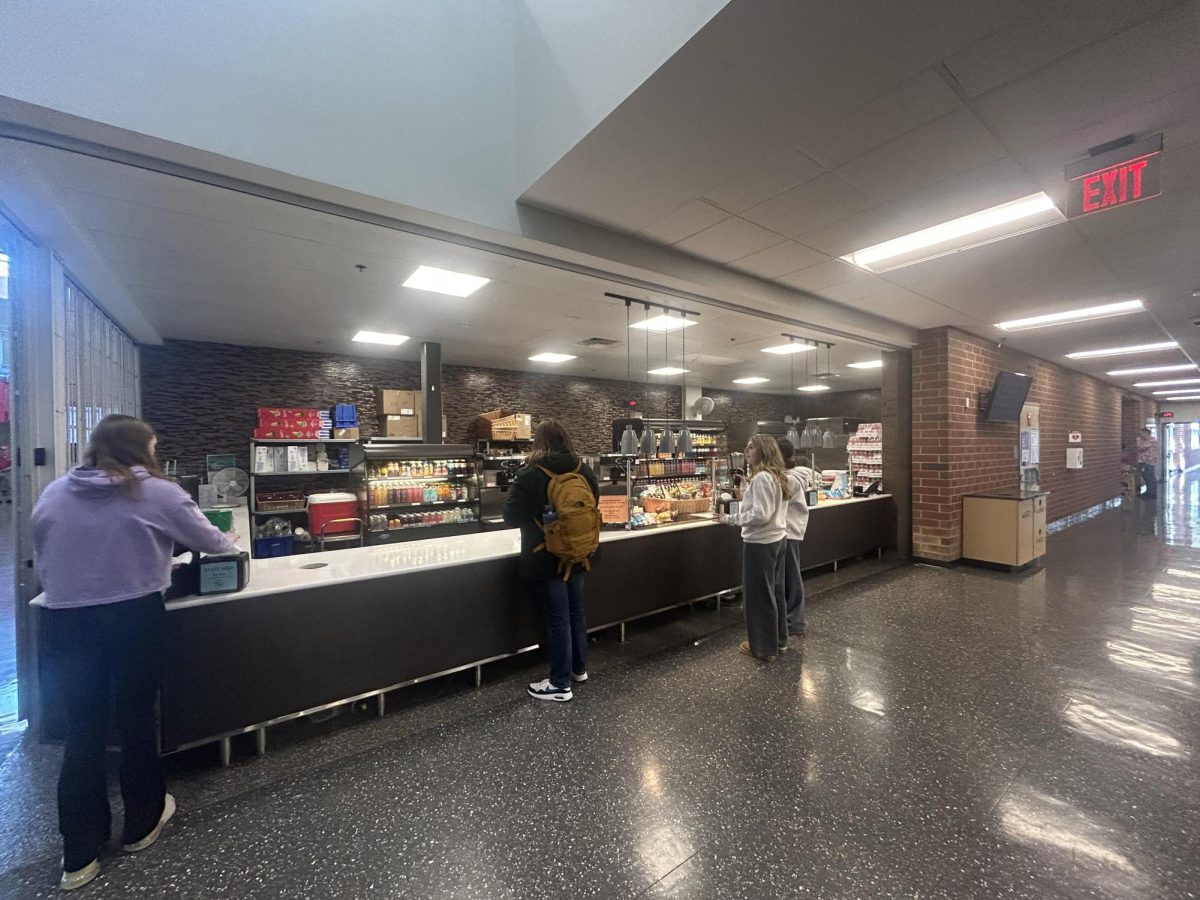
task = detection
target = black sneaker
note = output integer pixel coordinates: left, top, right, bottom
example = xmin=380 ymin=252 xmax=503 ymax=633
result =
xmin=527 ymin=679 xmax=572 ymax=702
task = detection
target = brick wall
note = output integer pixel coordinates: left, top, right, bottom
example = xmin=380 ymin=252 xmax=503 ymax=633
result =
xmin=913 ymin=327 xmax=1153 ymax=562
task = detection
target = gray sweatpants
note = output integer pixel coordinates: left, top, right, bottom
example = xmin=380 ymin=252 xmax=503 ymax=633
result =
xmin=743 ymin=540 xmax=786 ymax=657
xmin=782 ymin=538 xmax=806 ymax=633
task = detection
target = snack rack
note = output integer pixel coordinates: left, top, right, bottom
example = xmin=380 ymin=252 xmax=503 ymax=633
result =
xmin=356 ymin=442 xmax=481 ymax=545
xmin=622 ymin=454 xmax=718 ymax=530
xmin=847 ymin=423 xmax=883 ymax=491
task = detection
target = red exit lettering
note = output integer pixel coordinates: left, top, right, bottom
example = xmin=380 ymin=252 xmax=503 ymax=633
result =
xmin=1080 ymin=159 xmax=1149 ymax=212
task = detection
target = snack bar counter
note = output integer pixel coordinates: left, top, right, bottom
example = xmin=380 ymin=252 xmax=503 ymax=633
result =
xmin=154 ymin=494 xmax=894 ymax=759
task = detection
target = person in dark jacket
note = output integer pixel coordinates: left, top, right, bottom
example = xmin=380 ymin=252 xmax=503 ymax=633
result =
xmin=503 ymin=418 xmax=600 ymax=702
xmin=31 ymin=415 xmax=237 ymax=891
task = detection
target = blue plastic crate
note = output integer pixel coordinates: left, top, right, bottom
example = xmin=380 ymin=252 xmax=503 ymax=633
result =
xmin=253 ymin=535 xmax=295 ymax=558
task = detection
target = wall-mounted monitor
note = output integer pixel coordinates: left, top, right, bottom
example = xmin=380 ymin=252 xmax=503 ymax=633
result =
xmin=984 ymin=371 xmax=1033 ymax=422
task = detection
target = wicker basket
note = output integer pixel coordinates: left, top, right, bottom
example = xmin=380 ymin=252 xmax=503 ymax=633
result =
xmin=641 ymin=497 xmax=712 ymax=514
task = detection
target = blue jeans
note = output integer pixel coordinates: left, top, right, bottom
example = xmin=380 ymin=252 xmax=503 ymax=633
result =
xmin=532 ymin=573 xmax=587 ymax=690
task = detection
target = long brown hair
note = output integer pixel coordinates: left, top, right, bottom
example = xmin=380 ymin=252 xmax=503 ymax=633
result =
xmin=84 ymin=414 xmax=163 ymax=494
xmin=528 ymin=418 xmax=576 ymax=467
xmin=747 ymin=433 xmax=792 ymax=499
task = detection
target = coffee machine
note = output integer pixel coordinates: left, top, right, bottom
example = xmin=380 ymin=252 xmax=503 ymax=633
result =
xmin=479 ymin=454 xmax=526 ymax=525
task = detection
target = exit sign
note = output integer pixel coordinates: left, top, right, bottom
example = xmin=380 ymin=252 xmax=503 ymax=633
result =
xmin=1065 ymin=134 xmax=1162 ymax=219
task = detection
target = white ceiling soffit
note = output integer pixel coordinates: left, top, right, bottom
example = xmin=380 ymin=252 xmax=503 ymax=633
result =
xmin=0 ymin=0 xmax=728 ymax=233
xmin=519 ymin=0 xmax=1200 ymax=393
xmin=0 ymin=140 xmax=887 ymax=393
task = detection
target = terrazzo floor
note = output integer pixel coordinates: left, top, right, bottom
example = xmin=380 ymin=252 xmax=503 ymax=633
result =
xmin=1 ymin=490 xmax=1199 ymax=897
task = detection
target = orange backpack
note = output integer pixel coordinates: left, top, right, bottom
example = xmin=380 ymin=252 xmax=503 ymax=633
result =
xmin=533 ymin=464 xmax=601 ymax=580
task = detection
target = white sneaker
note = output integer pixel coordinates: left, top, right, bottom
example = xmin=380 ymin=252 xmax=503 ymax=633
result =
xmin=60 ymin=859 xmax=100 ymax=891
xmin=571 ymin=671 xmax=588 ymax=683
xmin=527 ymin=679 xmax=572 ymax=702
xmin=123 ymin=794 xmax=176 ymax=852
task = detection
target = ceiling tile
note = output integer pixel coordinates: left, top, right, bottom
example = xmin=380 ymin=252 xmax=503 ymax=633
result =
xmin=795 ymin=68 xmax=963 ymax=168
xmin=637 ymin=199 xmax=730 ymax=244
xmin=741 ymin=173 xmax=878 ymax=239
xmin=797 ymin=206 xmax=921 ymax=258
xmin=701 ymin=148 xmax=824 ymax=213
xmin=728 ymin=240 xmax=828 ymax=278
xmin=882 ymin=156 xmax=1040 ymax=232
xmin=835 ymin=107 xmax=1008 ymax=202
xmin=777 ymin=259 xmax=875 ymax=293
xmin=971 ymin=3 xmax=1200 ymax=150
xmin=673 ymin=216 xmax=786 ymax=264
xmin=944 ymin=0 xmax=1181 ymax=98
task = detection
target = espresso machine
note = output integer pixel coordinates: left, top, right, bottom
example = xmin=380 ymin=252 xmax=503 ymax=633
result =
xmin=478 ymin=452 xmax=527 ymax=525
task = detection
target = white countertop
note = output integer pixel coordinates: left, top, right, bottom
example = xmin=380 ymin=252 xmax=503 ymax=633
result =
xmin=168 ymin=494 xmax=891 ymax=609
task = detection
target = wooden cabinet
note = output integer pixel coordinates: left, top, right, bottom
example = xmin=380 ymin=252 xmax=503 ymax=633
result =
xmin=962 ymin=492 xmax=1049 ymax=568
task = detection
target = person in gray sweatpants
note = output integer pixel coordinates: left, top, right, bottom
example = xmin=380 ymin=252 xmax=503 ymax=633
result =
xmin=723 ymin=434 xmax=791 ymax=659
xmin=776 ymin=439 xmax=812 ymax=637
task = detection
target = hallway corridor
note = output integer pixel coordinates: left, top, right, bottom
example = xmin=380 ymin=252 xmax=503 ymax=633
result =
xmin=0 ymin=492 xmax=1198 ymax=897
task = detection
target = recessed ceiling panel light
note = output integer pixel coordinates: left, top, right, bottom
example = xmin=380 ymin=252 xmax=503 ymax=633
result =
xmin=1106 ymin=363 xmax=1198 ymax=377
xmin=1134 ymin=378 xmax=1200 ymax=387
xmin=402 ymin=265 xmax=490 ymax=297
xmin=761 ymin=342 xmax=815 ymax=355
xmin=840 ymin=192 xmax=1062 ymax=272
xmin=528 ymin=352 xmax=576 ymax=363
xmin=732 ymin=377 xmax=770 ymax=385
xmin=629 ymin=314 xmax=697 ymax=332
xmin=1066 ymin=341 xmax=1178 ymax=359
xmin=797 ymin=384 xmax=831 ymax=392
xmin=648 ymin=367 xmax=689 ymax=376
xmin=846 ymin=360 xmax=884 ymax=369
xmin=994 ymin=299 xmax=1144 ymax=332
xmin=352 ymin=330 xmax=409 ymax=345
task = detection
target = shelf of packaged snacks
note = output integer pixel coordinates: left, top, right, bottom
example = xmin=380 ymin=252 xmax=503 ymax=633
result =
xmin=630 ymin=471 xmax=710 ymax=480
xmin=251 ymin=439 xmax=359 ymax=444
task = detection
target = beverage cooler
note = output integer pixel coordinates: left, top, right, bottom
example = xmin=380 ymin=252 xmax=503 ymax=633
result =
xmin=357 ymin=442 xmax=482 ymax=545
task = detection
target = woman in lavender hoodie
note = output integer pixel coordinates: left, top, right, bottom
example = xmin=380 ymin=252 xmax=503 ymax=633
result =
xmin=32 ymin=415 xmax=236 ymax=891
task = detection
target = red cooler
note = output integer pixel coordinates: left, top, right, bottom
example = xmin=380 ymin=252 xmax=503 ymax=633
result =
xmin=307 ymin=492 xmax=359 ymax=537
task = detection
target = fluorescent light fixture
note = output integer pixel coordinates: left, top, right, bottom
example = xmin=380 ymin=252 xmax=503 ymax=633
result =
xmin=1107 ymin=364 xmax=1198 ymax=377
xmin=402 ymin=265 xmax=490 ymax=297
xmin=1134 ymin=378 xmax=1200 ymax=387
xmin=1066 ymin=341 xmax=1178 ymax=359
xmin=846 ymin=360 xmax=884 ymax=369
xmin=648 ymin=367 xmax=689 ymax=376
xmin=797 ymin=384 xmax=831 ymax=392
xmin=1152 ymin=390 xmax=1200 ymax=396
xmin=995 ymin=299 xmax=1144 ymax=332
xmin=761 ymin=342 xmax=815 ymax=355
xmin=629 ymin=314 xmax=696 ymax=333
xmin=352 ymin=330 xmax=409 ymax=346
xmin=528 ymin=352 xmax=576 ymax=364
xmin=732 ymin=377 xmax=770 ymax=385
xmin=841 ymin=192 xmax=1062 ymax=272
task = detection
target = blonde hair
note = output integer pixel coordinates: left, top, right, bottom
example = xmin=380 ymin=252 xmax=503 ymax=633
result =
xmin=747 ymin=433 xmax=792 ymax=499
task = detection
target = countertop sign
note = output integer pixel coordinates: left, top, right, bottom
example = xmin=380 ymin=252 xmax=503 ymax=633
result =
xmin=1064 ymin=133 xmax=1162 ymax=219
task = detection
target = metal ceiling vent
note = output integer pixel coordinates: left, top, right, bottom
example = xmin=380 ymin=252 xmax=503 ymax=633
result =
xmin=576 ymin=337 xmax=621 ymax=348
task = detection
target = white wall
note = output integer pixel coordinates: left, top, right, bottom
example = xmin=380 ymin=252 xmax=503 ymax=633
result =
xmin=0 ymin=1 xmax=725 ymax=232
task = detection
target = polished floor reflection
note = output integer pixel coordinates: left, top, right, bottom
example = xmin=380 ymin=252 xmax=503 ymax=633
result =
xmin=1 ymin=486 xmax=1199 ymax=897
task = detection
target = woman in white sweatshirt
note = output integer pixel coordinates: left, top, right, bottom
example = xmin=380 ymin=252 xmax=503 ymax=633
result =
xmin=723 ymin=433 xmax=792 ymax=660
xmin=776 ymin=438 xmax=813 ymax=638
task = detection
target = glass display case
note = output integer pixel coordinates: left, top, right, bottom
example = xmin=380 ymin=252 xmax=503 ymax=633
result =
xmin=357 ymin=442 xmax=481 ymax=544
xmin=602 ymin=419 xmax=729 ymax=530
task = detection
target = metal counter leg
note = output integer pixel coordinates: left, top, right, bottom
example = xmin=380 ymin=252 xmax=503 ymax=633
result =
xmin=218 ymin=737 xmax=231 ymax=768
xmin=619 ymin=622 xmax=626 ymax=643
xmin=878 ymin=547 xmax=883 ymax=559
xmin=475 ymin=665 xmax=482 ymax=689
xmin=375 ymin=694 xmax=386 ymax=718
xmin=254 ymin=727 xmax=267 ymax=757
xmin=833 ymin=559 xmax=839 ymax=572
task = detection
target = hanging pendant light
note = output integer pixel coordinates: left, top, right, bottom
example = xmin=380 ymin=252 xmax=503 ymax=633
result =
xmin=639 ymin=305 xmax=656 ymax=457
xmin=785 ymin=351 xmax=801 ymax=448
xmin=620 ymin=300 xmax=638 ymax=454
xmin=677 ymin=312 xmax=694 ymax=455
xmin=799 ymin=345 xmax=814 ymax=448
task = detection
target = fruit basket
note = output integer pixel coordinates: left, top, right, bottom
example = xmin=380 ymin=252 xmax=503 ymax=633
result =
xmin=641 ymin=496 xmax=712 ymax=514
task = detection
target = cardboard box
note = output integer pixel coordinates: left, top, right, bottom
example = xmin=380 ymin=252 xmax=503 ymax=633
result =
xmin=333 ymin=427 xmax=360 ymax=440
xmin=378 ymin=389 xmax=420 ymax=416
xmin=380 ymin=414 xmax=421 ymax=439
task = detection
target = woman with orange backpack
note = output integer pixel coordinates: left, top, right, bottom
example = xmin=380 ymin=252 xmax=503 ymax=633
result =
xmin=503 ymin=418 xmax=600 ymax=702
